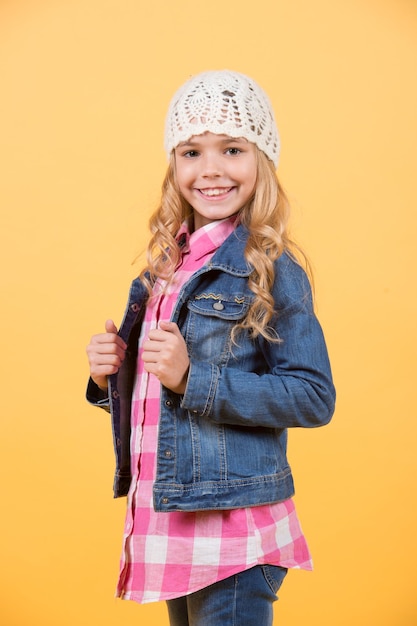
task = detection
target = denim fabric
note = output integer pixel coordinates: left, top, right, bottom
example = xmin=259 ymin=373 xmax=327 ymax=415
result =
xmin=86 ymin=224 xmax=335 ymax=509
xmin=166 ymin=565 xmax=288 ymax=626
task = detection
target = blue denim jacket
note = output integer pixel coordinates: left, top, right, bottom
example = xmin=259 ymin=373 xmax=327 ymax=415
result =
xmin=87 ymin=224 xmax=335 ymax=511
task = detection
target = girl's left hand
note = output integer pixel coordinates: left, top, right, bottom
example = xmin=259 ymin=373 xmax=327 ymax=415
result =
xmin=142 ymin=321 xmax=190 ymax=394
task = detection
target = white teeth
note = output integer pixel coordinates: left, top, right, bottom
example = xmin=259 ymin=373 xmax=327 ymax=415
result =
xmin=200 ymin=188 xmax=231 ymax=197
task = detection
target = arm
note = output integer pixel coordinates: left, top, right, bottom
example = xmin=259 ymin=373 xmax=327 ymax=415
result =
xmin=181 ymin=257 xmax=335 ymax=429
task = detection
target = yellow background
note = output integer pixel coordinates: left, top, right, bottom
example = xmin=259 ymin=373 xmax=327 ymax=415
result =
xmin=1 ymin=0 xmax=416 ymax=624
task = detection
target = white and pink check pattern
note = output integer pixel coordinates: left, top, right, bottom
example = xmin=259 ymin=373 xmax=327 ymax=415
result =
xmin=116 ymin=218 xmax=312 ymax=604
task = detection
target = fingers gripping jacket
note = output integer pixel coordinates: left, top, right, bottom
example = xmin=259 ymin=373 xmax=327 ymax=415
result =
xmin=164 ymin=70 xmax=280 ymax=168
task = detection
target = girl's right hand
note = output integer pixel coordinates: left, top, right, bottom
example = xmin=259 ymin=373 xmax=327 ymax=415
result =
xmin=86 ymin=319 xmax=127 ymax=391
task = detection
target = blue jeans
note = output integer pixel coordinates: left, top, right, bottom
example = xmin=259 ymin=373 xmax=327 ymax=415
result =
xmin=166 ymin=565 xmax=288 ymax=626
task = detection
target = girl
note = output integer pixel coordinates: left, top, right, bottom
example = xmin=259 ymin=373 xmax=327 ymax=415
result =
xmin=86 ymin=70 xmax=335 ymax=626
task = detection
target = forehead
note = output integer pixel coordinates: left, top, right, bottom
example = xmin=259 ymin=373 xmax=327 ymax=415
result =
xmin=175 ymin=132 xmax=250 ymax=148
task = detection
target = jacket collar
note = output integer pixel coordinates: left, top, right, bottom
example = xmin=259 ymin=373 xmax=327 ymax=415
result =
xmin=205 ymin=224 xmax=253 ymax=276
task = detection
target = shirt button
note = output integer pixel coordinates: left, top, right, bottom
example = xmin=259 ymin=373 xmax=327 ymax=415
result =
xmin=112 ymin=390 xmax=120 ymax=399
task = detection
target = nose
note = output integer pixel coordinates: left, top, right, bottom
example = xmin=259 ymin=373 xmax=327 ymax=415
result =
xmin=201 ymin=152 xmax=222 ymax=178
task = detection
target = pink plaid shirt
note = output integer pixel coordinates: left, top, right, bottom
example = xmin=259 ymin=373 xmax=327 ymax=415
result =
xmin=116 ymin=218 xmax=312 ymax=604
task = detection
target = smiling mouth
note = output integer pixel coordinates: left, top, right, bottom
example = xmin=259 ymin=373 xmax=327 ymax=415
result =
xmin=198 ymin=187 xmax=233 ymax=197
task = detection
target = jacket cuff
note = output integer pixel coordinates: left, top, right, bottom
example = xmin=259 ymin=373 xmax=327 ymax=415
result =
xmin=181 ymin=360 xmax=218 ymax=417
xmin=86 ymin=377 xmax=110 ymax=412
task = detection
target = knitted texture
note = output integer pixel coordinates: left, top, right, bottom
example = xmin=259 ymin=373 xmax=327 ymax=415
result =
xmin=164 ymin=70 xmax=280 ymax=167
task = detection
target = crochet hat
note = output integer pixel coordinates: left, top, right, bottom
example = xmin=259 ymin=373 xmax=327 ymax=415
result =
xmin=164 ymin=70 xmax=280 ymax=168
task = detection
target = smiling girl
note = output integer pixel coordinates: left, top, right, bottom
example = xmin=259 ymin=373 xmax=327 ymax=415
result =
xmin=86 ymin=70 xmax=335 ymax=626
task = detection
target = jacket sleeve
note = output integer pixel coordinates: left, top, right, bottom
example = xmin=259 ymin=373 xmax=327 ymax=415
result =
xmin=181 ymin=254 xmax=336 ymax=429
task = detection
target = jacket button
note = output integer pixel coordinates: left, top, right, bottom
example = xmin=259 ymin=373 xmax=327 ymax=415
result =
xmin=165 ymin=399 xmax=173 ymax=408
xmin=213 ymin=301 xmax=224 ymax=311
xmin=164 ymin=449 xmax=172 ymax=458
xmin=162 ymin=497 xmax=169 ymax=504
xmin=112 ymin=390 xmax=120 ymax=399
xmin=131 ymin=303 xmax=140 ymax=312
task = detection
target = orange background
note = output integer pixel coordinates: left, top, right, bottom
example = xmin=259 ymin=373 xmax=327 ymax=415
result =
xmin=1 ymin=0 xmax=416 ymax=624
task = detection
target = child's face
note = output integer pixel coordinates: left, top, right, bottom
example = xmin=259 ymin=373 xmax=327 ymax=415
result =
xmin=174 ymin=132 xmax=257 ymax=231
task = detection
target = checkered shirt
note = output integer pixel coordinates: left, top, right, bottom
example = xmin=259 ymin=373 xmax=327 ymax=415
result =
xmin=116 ymin=218 xmax=312 ymax=604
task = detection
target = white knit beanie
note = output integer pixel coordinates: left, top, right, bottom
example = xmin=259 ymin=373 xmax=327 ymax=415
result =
xmin=164 ymin=70 xmax=280 ymax=168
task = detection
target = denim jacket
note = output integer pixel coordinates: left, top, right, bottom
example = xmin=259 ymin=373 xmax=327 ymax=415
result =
xmin=87 ymin=224 xmax=335 ymax=511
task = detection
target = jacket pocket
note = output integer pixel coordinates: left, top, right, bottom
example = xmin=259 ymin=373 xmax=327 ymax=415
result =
xmin=185 ymin=293 xmax=251 ymax=364
xmin=188 ymin=292 xmax=250 ymax=319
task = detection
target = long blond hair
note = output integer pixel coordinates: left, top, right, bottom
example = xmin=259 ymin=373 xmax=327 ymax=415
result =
xmin=140 ymin=148 xmax=311 ymax=341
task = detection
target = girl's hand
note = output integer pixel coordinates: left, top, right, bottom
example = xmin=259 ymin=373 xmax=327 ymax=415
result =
xmin=142 ymin=321 xmax=190 ymax=394
xmin=86 ymin=319 xmax=127 ymax=391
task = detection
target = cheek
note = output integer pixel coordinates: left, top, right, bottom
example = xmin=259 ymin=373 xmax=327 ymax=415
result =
xmin=240 ymin=154 xmax=257 ymax=185
xmin=175 ymin=163 xmax=194 ymax=190
xmin=243 ymin=164 xmax=257 ymax=193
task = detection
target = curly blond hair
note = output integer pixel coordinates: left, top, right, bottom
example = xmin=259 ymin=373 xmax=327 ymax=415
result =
xmin=140 ymin=148 xmax=310 ymax=342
